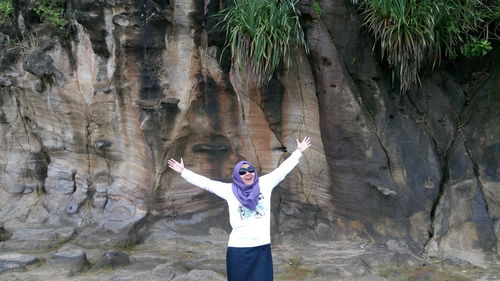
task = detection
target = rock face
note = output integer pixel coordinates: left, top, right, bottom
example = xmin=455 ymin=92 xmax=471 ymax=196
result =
xmin=303 ymin=0 xmax=499 ymax=266
xmin=0 ymin=0 xmax=498 ymax=268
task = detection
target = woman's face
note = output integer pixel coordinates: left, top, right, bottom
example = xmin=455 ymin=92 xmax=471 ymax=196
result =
xmin=239 ymin=163 xmax=255 ymax=185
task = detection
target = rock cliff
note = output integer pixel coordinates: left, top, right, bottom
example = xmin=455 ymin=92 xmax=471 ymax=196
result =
xmin=0 ymin=0 xmax=498 ymax=273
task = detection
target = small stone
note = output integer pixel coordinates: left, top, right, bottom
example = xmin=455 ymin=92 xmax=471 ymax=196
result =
xmin=95 ymin=139 xmax=112 ymax=149
xmin=92 ymin=185 xmax=108 ymax=208
xmin=0 ymin=253 xmax=38 ymax=265
xmin=424 ymin=239 xmax=440 ymax=257
xmin=66 ymin=202 xmax=79 ymax=214
xmin=52 ymin=249 xmax=87 ymax=261
xmin=0 ymin=75 xmax=14 ymax=87
xmin=103 ymin=87 xmax=113 ymax=93
xmin=91 ymin=250 xmax=130 ymax=271
xmin=0 ymin=253 xmax=39 ymax=273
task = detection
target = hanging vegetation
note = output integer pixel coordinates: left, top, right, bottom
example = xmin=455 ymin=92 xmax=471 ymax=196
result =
xmin=217 ymin=0 xmax=309 ymax=86
xmin=33 ymin=0 xmax=68 ymax=29
xmin=0 ymin=0 xmax=67 ymax=28
xmin=0 ymin=0 xmax=14 ymax=24
xmin=358 ymin=0 xmax=499 ymax=91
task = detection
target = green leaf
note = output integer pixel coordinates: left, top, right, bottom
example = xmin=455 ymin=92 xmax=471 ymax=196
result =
xmin=215 ymin=0 xmax=308 ymax=85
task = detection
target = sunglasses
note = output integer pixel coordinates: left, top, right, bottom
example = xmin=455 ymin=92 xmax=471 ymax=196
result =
xmin=238 ymin=166 xmax=255 ymax=175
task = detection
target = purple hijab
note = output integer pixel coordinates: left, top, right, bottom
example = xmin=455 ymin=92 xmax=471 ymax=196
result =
xmin=232 ymin=161 xmax=260 ymax=210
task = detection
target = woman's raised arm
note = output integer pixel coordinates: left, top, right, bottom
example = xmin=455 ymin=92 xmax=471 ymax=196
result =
xmin=168 ymin=157 xmax=231 ymax=200
xmin=261 ymin=136 xmax=311 ymax=189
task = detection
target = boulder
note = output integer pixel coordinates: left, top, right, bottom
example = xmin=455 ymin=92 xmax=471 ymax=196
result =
xmin=23 ymin=43 xmax=65 ymax=86
xmin=48 ymin=249 xmax=89 ymax=275
xmin=0 ymin=253 xmax=38 ymax=274
xmin=44 ymin=163 xmax=76 ymax=194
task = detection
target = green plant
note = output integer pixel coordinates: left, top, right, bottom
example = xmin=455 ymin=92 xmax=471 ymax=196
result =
xmin=359 ymin=0 xmax=494 ymax=91
xmin=312 ymin=0 xmax=322 ymax=17
xmin=34 ymin=0 xmax=68 ymax=29
xmin=360 ymin=0 xmax=433 ymax=90
xmin=461 ymin=37 xmax=493 ymax=56
xmin=478 ymin=0 xmax=500 ymax=40
xmin=0 ymin=0 xmax=13 ymax=24
xmin=217 ymin=0 xmax=308 ymax=85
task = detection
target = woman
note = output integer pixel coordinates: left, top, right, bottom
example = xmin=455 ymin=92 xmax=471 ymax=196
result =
xmin=168 ymin=136 xmax=311 ymax=281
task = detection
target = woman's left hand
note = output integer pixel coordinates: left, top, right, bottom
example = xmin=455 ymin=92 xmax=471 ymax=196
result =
xmin=296 ymin=136 xmax=312 ymax=153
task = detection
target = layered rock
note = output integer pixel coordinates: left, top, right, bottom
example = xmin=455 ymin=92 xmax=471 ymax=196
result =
xmin=0 ymin=0 xmax=497 ymax=268
xmin=302 ymin=0 xmax=499 ymax=265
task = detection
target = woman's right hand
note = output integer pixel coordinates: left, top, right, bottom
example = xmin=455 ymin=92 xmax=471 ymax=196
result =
xmin=168 ymin=158 xmax=185 ymax=173
xmin=296 ymin=136 xmax=312 ymax=153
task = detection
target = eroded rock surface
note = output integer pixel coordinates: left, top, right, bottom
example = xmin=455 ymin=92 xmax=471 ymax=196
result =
xmin=0 ymin=0 xmax=498 ymax=278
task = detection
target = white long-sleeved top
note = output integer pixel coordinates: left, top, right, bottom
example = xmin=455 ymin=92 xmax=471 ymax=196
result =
xmin=181 ymin=150 xmax=302 ymax=247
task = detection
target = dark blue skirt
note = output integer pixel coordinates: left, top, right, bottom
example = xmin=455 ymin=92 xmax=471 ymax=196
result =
xmin=226 ymin=244 xmax=273 ymax=281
